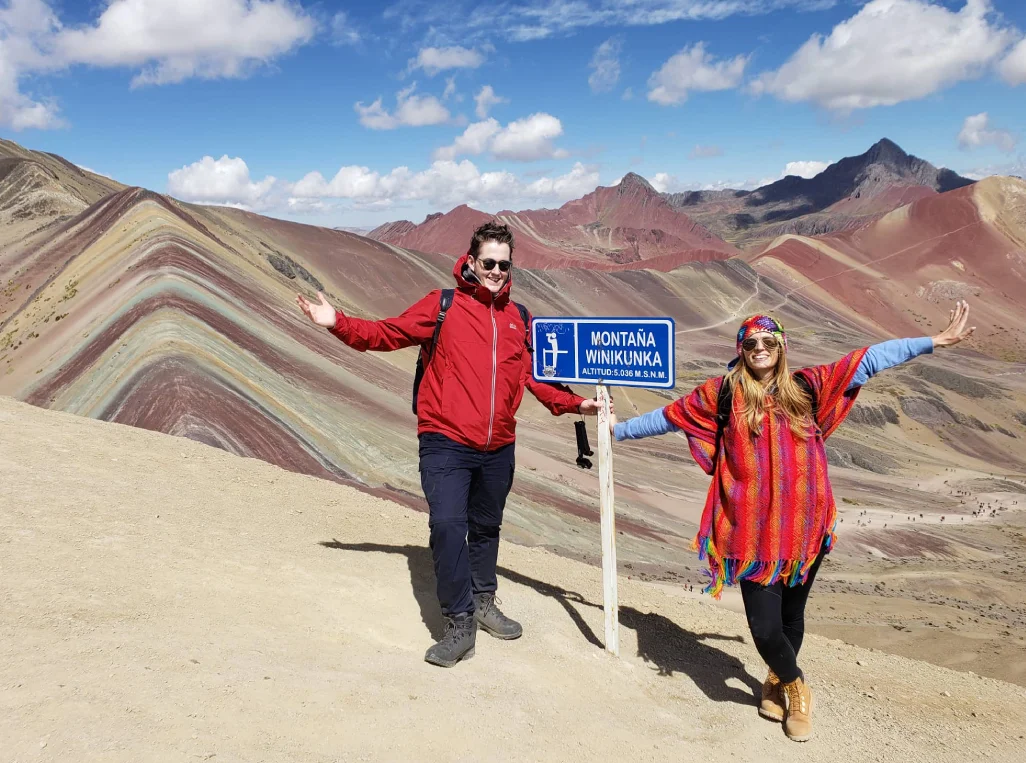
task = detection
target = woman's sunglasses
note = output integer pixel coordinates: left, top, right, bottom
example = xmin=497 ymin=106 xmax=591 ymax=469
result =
xmin=476 ymin=258 xmax=512 ymax=273
xmin=741 ymin=336 xmax=781 ymax=352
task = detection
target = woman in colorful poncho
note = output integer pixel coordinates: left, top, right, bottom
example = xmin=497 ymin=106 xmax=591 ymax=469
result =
xmin=610 ymin=301 xmax=974 ymax=742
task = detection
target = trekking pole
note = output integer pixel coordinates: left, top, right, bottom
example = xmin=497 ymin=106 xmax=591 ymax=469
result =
xmin=595 ymin=382 xmax=620 ymax=656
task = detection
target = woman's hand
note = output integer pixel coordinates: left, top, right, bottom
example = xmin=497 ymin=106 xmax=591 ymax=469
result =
xmin=932 ymin=300 xmax=975 ymax=348
xmin=296 ymin=291 xmax=338 ymax=328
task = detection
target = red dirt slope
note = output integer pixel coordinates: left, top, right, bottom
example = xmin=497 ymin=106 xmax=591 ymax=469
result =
xmin=750 ymin=177 xmax=1026 ymax=361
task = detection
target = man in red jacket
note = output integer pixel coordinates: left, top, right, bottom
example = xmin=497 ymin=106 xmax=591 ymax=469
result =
xmin=297 ymin=222 xmax=603 ymax=667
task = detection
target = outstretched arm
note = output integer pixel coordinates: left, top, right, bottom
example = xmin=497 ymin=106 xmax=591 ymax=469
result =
xmin=847 ymin=300 xmax=976 ymax=390
xmin=611 ymin=408 xmax=681 ymax=440
xmin=609 ymin=378 xmax=722 ymax=473
xmin=799 ymin=301 xmax=976 ymax=438
xmin=847 ymin=337 xmax=933 ymax=389
xmin=296 ymin=290 xmax=438 ymax=352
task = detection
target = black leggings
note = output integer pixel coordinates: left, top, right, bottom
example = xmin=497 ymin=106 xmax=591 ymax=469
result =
xmin=739 ymin=550 xmax=826 ymax=684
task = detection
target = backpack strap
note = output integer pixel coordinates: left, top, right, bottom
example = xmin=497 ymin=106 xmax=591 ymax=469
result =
xmin=412 ymin=289 xmax=455 ymax=415
xmin=713 ymin=377 xmax=733 ymax=459
xmin=422 ymin=289 xmax=455 ymax=363
xmin=514 ymin=302 xmax=533 ymax=353
xmin=713 ymin=372 xmax=819 ymax=456
xmin=794 ymin=372 xmax=819 ymax=427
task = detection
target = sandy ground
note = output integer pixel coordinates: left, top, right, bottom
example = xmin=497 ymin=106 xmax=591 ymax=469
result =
xmin=2 ymin=396 xmax=1026 ymax=763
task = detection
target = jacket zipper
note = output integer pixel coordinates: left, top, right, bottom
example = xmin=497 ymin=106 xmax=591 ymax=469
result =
xmin=486 ymin=302 xmax=498 ymax=449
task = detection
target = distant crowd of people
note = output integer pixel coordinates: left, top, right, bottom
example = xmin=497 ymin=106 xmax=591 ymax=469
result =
xmin=297 ymin=221 xmax=975 ymax=743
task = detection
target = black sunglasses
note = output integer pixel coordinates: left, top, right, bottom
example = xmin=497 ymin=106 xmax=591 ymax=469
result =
xmin=476 ymin=258 xmax=512 ymax=272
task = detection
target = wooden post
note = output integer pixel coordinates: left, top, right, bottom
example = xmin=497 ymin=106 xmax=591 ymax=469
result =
xmin=595 ymin=383 xmax=619 ymax=656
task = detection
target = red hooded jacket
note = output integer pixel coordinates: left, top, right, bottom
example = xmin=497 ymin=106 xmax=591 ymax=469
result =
xmin=329 ymin=255 xmax=585 ymax=451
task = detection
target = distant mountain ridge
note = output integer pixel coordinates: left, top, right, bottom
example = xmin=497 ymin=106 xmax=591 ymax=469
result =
xmin=741 ymin=138 xmax=971 ymax=212
xmin=662 ymin=138 xmax=975 ymax=243
xmin=370 ymin=170 xmax=737 ymax=270
xmin=373 ymin=139 xmax=977 ymax=254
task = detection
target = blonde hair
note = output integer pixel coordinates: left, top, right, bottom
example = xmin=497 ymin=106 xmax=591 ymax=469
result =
xmin=723 ymin=348 xmax=813 ymax=438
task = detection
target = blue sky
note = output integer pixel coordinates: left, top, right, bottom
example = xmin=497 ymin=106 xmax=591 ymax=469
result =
xmin=2 ymin=0 xmax=1025 ymax=228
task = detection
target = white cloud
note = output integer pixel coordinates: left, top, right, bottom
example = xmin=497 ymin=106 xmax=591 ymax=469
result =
xmin=647 ymin=43 xmax=748 ymax=105
xmin=291 ymin=165 xmax=387 ymax=199
xmin=0 ymin=0 xmax=65 ymax=129
xmin=286 ymin=197 xmax=331 ymax=214
xmin=649 ymin=171 xmax=779 ymax=193
xmin=474 ymin=84 xmax=507 ymax=118
xmin=331 ymin=11 xmax=361 ymax=47
xmin=588 ymin=37 xmax=621 ymax=93
xmin=751 ymin=0 xmax=1018 ymax=112
xmin=622 ymin=87 xmax=633 ymax=100
xmin=401 ymin=1 xmax=850 ymax=44
xmin=957 ymin=112 xmax=1017 ymax=153
xmin=999 ymin=38 xmax=1026 ymax=85
xmin=622 ymin=160 xmax=835 ymax=195
xmin=167 ymin=155 xmax=278 ymax=208
xmin=409 ymin=46 xmax=485 ymax=76
xmin=287 ymin=158 xmax=598 ymax=209
xmin=490 ymin=113 xmax=569 ymax=161
xmin=962 ymin=155 xmax=1026 ymax=179
xmin=354 ymin=99 xmax=398 ymax=130
xmin=434 ymin=119 xmax=501 ymax=160
xmin=649 ymin=173 xmax=678 ymax=193
xmin=525 ymin=162 xmax=600 ymax=199
xmin=442 ymin=76 xmax=459 ymax=101
xmin=0 ymin=0 xmax=316 ymax=130
xmin=355 ymin=83 xmax=451 ymax=130
xmin=55 ymin=0 xmax=317 ymax=87
xmin=783 ymin=160 xmax=831 ymax=178
xmin=689 ymin=145 xmax=723 ymax=159
xmin=434 ymin=113 xmax=568 ymax=162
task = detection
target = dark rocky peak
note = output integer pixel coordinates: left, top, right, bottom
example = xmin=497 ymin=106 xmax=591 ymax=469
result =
xmin=618 ymin=172 xmax=657 ymax=195
xmin=862 ymin=138 xmax=912 ymax=169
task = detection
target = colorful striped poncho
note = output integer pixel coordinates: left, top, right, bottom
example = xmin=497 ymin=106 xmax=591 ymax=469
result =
xmin=664 ymin=349 xmax=868 ymax=598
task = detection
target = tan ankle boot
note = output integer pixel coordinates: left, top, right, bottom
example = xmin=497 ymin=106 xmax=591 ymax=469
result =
xmin=759 ymin=669 xmax=785 ymax=721
xmin=782 ymin=676 xmax=813 ymax=742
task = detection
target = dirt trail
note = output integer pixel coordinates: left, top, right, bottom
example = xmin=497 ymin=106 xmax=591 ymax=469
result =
xmin=1 ymin=395 xmax=1024 ymax=762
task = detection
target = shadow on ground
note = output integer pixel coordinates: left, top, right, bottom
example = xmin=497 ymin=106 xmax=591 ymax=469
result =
xmin=320 ymin=540 xmax=760 ymax=707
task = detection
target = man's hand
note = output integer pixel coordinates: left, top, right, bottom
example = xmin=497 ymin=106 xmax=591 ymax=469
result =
xmin=608 ymin=412 xmax=617 ymax=436
xmin=296 ymin=291 xmax=337 ymax=328
xmin=932 ymin=300 xmax=975 ymax=349
xmin=579 ymin=397 xmax=615 ymax=417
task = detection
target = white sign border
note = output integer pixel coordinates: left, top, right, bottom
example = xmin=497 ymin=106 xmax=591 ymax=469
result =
xmin=532 ymin=316 xmax=677 ymax=389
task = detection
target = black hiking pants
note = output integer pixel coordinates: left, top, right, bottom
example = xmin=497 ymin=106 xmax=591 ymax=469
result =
xmin=418 ymin=433 xmax=515 ymax=617
xmin=739 ymin=547 xmax=827 ymax=684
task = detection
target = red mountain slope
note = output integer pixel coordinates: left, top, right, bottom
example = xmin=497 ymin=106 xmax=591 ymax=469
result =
xmin=369 ymin=174 xmax=736 ymax=270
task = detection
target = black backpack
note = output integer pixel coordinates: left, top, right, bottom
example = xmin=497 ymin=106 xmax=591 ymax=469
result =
xmin=713 ymin=373 xmax=818 ymax=457
xmin=411 ymin=289 xmax=533 ymax=414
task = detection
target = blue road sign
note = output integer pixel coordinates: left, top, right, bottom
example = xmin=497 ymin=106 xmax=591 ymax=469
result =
xmin=531 ymin=317 xmax=676 ymax=389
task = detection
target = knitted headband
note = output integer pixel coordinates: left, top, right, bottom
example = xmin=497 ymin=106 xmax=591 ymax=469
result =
xmin=727 ymin=314 xmax=787 ymax=368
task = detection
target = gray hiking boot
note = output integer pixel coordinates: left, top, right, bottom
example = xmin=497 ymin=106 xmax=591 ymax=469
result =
xmin=424 ymin=613 xmax=477 ymax=668
xmin=474 ymin=593 xmax=523 ymax=640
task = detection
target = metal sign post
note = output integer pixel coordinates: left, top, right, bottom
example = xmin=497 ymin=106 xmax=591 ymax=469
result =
xmin=531 ymin=317 xmax=676 ymax=657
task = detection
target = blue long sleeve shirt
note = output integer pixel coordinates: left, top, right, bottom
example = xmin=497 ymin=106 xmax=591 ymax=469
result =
xmin=614 ymin=337 xmax=934 ymax=441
